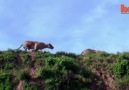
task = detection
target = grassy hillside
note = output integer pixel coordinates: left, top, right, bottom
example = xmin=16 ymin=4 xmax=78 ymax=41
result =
xmin=0 ymin=49 xmax=129 ymax=90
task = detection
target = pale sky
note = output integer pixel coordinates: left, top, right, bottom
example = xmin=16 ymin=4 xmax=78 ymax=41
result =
xmin=0 ymin=0 xmax=129 ymax=54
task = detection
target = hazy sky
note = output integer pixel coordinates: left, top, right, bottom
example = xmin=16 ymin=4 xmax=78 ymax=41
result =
xmin=0 ymin=0 xmax=129 ymax=54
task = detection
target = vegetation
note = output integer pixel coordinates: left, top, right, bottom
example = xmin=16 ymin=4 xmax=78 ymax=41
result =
xmin=0 ymin=49 xmax=129 ymax=90
xmin=17 ymin=70 xmax=31 ymax=81
xmin=0 ymin=49 xmax=17 ymax=70
xmin=0 ymin=73 xmax=13 ymax=90
xmin=23 ymin=81 xmax=39 ymax=90
xmin=36 ymin=56 xmax=92 ymax=90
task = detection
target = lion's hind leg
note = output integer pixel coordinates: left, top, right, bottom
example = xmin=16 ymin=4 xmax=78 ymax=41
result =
xmin=23 ymin=46 xmax=29 ymax=51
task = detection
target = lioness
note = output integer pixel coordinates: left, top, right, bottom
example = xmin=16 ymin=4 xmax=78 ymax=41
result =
xmin=81 ymin=49 xmax=105 ymax=55
xmin=17 ymin=40 xmax=54 ymax=51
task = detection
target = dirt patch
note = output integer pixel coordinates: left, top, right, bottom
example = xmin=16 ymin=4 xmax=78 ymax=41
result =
xmin=92 ymin=68 xmax=116 ymax=90
xmin=16 ymin=54 xmax=23 ymax=66
xmin=16 ymin=81 xmax=23 ymax=90
xmin=29 ymin=52 xmax=37 ymax=61
xmin=29 ymin=68 xmax=38 ymax=78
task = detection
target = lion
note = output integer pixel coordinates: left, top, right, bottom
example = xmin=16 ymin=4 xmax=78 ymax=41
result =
xmin=17 ymin=40 xmax=54 ymax=51
xmin=81 ymin=49 xmax=105 ymax=55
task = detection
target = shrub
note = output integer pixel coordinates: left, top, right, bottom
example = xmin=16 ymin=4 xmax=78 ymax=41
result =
xmin=43 ymin=51 xmax=53 ymax=57
xmin=36 ymin=51 xmax=44 ymax=58
xmin=55 ymin=51 xmax=77 ymax=58
xmin=37 ymin=56 xmax=92 ymax=90
xmin=17 ymin=70 xmax=31 ymax=81
xmin=37 ymin=67 xmax=56 ymax=79
xmin=0 ymin=49 xmax=16 ymax=61
xmin=55 ymin=51 xmax=66 ymax=56
xmin=21 ymin=54 xmax=31 ymax=67
xmin=0 ymin=73 xmax=12 ymax=90
xmin=23 ymin=81 xmax=38 ymax=90
xmin=115 ymin=75 xmax=129 ymax=90
xmin=15 ymin=49 xmax=27 ymax=54
xmin=0 ymin=50 xmax=17 ymax=70
xmin=110 ymin=54 xmax=129 ymax=78
xmin=65 ymin=52 xmax=77 ymax=58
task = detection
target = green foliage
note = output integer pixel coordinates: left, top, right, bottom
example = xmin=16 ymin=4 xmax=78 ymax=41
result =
xmin=2 ymin=49 xmax=129 ymax=90
xmin=65 ymin=52 xmax=77 ymax=58
xmin=107 ymin=53 xmax=129 ymax=90
xmin=115 ymin=75 xmax=129 ymax=90
xmin=55 ymin=51 xmax=66 ymax=56
xmin=0 ymin=49 xmax=17 ymax=70
xmin=123 ymin=52 xmax=129 ymax=60
xmin=35 ymin=59 xmax=45 ymax=67
xmin=0 ymin=73 xmax=12 ymax=90
xmin=37 ymin=56 xmax=92 ymax=90
xmin=0 ymin=49 xmax=16 ymax=61
xmin=43 ymin=51 xmax=53 ymax=58
xmin=36 ymin=51 xmax=45 ymax=58
xmin=82 ymin=51 xmax=111 ymax=70
xmin=23 ymin=81 xmax=38 ymax=90
xmin=110 ymin=53 xmax=129 ymax=78
xmin=17 ymin=70 xmax=31 ymax=81
xmin=15 ymin=49 xmax=27 ymax=54
xmin=55 ymin=51 xmax=77 ymax=58
xmin=21 ymin=54 xmax=31 ymax=67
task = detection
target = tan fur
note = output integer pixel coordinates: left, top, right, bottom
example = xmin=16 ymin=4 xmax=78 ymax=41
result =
xmin=81 ymin=49 xmax=105 ymax=55
xmin=17 ymin=40 xmax=54 ymax=51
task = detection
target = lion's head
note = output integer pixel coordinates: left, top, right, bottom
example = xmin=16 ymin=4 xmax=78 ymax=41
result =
xmin=48 ymin=43 xmax=54 ymax=49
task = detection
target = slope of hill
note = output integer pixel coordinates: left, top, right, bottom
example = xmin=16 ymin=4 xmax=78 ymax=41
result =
xmin=0 ymin=49 xmax=129 ymax=90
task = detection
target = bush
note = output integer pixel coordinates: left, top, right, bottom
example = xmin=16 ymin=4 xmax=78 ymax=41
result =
xmin=15 ymin=49 xmax=27 ymax=54
xmin=37 ymin=56 xmax=92 ymax=90
xmin=36 ymin=51 xmax=44 ymax=58
xmin=21 ymin=54 xmax=31 ymax=67
xmin=37 ymin=67 xmax=56 ymax=79
xmin=55 ymin=51 xmax=66 ymax=56
xmin=0 ymin=50 xmax=17 ymax=70
xmin=115 ymin=75 xmax=129 ymax=90
xmin=23 ymin=81 xmax=39 ymax=90
xmin=0 ymin=49 xmax=16 ymax=61
xmin=0 ymin=73 xmax=12 ymax=90
xmin=55 ymin=51 xmax=77 ymax=58
xmin=110 ymin=53 xmax=129 ymax=78
xmin=17 ymin=70 xmax=31 ymax=81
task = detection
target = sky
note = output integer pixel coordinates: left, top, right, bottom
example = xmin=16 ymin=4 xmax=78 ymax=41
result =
xmin=0 ymin=0 xmax=129 ymax=54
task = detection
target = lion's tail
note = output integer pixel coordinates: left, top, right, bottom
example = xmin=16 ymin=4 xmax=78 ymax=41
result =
xmin=16 ymin=44 xmax=23 ymax=50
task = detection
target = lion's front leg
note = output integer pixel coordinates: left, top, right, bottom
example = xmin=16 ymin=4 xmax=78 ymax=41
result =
xmin=32 ymin=49 xmax=38 ymax=52
xmin=33 ymin=43 xmax=39 ymax=51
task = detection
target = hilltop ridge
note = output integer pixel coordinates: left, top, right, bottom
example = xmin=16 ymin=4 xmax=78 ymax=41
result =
xmin=0 ymin=49 xmax=129 ymax=90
